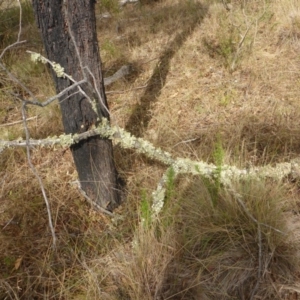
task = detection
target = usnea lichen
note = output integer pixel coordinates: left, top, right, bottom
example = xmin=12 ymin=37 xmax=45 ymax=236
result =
xmin=91 ymin=99 xmax=98 ymax=115
xmin=59 ymin=133 xmax=74 ymax=147
xmin=30 ymin=52 xmax=47 ymax=64
xmin=29 ymin=51 xmax=65 ymax=78
xmin=52 ymin=62 xmax=65 ymax=78
xmin=1 ymin=117 xmax=299 ymax=217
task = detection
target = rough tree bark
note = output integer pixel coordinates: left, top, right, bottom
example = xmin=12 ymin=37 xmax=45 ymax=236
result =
xmin=32 ymin=0 xmax=121 ymax=210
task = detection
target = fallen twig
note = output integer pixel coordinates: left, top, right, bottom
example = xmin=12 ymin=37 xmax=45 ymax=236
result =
xmin=21 ymin=102 xmax=57 ymax=249
xmin=0 ymin=116 xmax=37 ymax=128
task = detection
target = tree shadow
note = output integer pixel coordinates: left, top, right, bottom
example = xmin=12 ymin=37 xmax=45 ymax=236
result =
xmin=125 ymin=1 xmax=208 ymax=137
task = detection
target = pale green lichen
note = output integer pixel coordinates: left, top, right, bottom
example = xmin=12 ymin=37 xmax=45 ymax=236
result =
xmin=59 ymin=133 xmax=74 ymax=147
xmin=257 ymin=163 xmax=291 ymax=180
xmin=152 ymin=186 xmax=166 ymax=216
xmin=91 ymin=99 xmax=98 ymax=115
xmin=0 ymin=143 xmax=5 ymax=153
xmin=72 ymin=133 xmax=79 ymax=143
xmin=0 ymin=141 xmax=4 ymax=147
xmin=30 ymin=52 xmax=47 ymax=64
xmin=151 ymin=172 xmax=169 ymax=217
xmin=2 ymin=117 xmax=299 ymax=219
xmin=30 ymin=52 xmax=65 ymax=78
xmin=52 ymin=62 xmax=65 ymax=78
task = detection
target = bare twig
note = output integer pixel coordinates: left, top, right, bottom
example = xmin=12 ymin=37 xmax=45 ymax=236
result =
xmin=0 ymin=0 xmax=26 ymax=60
xmin=231 ymin=188 xmax=285 ymax=235
xmin=172 ymin=137 xmax=201 ymax=148
xmin=0 ymin=1 xmax=35 ymax=103
xmin=0 ymin=1 xmax=56 ymax=248
xmin=2 ymin=216 xmax=15 ymax=230
xmin=33 ymin=80 xmax=86 ymax=106
xmin=0 ymin=281 xmax=19 ymax=300
xmin=61 ymin=1 xmax=110 ymax=117
xmin=59 ymin=90 xmax=81 ymax=104
xmin=62 ymin=0 xmax=84 ymax=78
xmin=0 ymin=40 xmax=26 ymax=60
xmin=230 ymin=24 xmax=251 ymax=71
xmin=27 ymin=51 xmax=98 ymax=111
xmin=72 ymin=181 xmax=115 ymax=217
xmin=21 ymin=101 xmax=57 ymax=248
xmin=83 ymin=65 xmax=111 ymax=116
xmin=229 ymin=0 xmax=267 ymax=71
xmin=0 ymin=116 xmax=37 ymax=128
xmin=0 ymin=62 xmax=37 ymax=101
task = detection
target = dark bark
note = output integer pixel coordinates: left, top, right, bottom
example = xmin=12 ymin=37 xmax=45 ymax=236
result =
xmin=32 ymin=0 xmax=121 ymax=210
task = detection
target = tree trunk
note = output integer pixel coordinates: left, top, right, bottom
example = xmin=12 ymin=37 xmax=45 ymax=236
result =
xmin=32 ymin=0 xmax=121 ymax=210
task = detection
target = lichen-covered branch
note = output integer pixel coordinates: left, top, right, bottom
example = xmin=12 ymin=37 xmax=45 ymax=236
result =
xmin=1 ymin=118 xmax=299 ymax=183
xmin=2 ymin=117 xmax=300 ymax=220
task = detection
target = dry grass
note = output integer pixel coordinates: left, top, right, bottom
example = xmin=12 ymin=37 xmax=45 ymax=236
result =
xmin=2 ymin=0 xmax=300 ymax=299
xmin=176 ymin=177 xmax=297 ymax=299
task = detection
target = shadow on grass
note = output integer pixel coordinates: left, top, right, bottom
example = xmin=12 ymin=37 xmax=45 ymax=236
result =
xmin=125 ymin=1 xmax=208 ymax=137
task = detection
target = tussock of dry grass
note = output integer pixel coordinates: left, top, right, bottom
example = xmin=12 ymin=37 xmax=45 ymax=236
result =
xmin=2 ymin=0 xmax=300 ymax=299
xmin=177 ymin=177 xmax=297 ymax=299
xmin=101 ymin=225 xmax=176 ymax=299
xmin=79 ymin=176 xmax=299 ymax=300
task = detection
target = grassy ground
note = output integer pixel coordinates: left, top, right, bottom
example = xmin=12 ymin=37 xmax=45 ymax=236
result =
xmin=1 ymin=0 xmax=300 ymax=299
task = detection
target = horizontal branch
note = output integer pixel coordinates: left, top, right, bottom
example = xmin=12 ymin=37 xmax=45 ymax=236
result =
xmin=24 ymin=51 xmax=131 ymax=107
xmin=2 ymin=118 xmax=299 ymax=224
xmin=1 ymin=119 xmax=299 ymax=183
xmin=0 ymin=116 xmax=37 ymax=128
